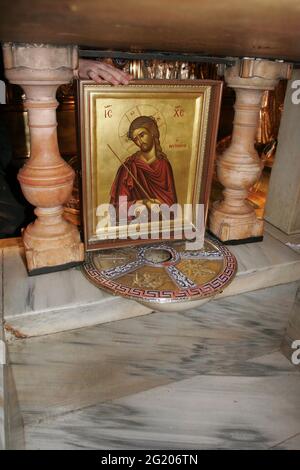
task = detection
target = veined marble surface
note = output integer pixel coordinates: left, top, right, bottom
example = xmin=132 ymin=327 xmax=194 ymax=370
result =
xmin=272 ymin=433 xmax=300 ymax=450
xmin=2 ymin=246 xmax=151 ymax=338
xmin=287 ymin=285 xmax=300 ymax=335
xmin=265 ymin=222 xmax=300 ymax=254
xmin=8 ymin=282 xmax=298 ymax=426
xmin=25 ymin=351 xmax=300 ymax=450
xmin=2 ymin=352 xmax=25 ymax=450
xmin=2 ymin=232 xmax=300 ymax=337
xmin=0 ymin=250 xmax=25 ymax=449
xmin=281 ymin=285 xmax=300 ymax=365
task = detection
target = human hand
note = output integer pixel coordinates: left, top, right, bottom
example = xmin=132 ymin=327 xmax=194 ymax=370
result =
xmin=78 ymin=58 xmax=132 ymax=85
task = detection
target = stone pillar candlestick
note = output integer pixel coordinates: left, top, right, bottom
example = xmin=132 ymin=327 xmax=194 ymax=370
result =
xmin=209 ymin=58 xmax=292 ymax=243
xmin=2 ymin=43 xmax=84 ymax=274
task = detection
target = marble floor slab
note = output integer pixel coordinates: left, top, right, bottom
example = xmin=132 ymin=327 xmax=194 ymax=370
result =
xmin=24 ymin=351 xmax=300 ymax=450
xmin=8 ymin=282 xmax=298 ymax=426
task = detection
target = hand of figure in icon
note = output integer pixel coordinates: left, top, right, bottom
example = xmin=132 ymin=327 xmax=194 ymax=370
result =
xmin=145 ymin=198 xmax=161 ymax=211
xmin=78 ymin=58 xmax=133 ymax=85
xmin=135 ymin=198 xmax=161 ymax=212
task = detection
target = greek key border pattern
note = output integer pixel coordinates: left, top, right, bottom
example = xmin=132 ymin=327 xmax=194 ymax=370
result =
xmin=82 ymin=238 xmax=237 ymax=304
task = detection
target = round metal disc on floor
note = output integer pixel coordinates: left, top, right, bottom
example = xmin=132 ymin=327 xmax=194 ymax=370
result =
xmin=82 ymin=237 xmax=237 ymax=305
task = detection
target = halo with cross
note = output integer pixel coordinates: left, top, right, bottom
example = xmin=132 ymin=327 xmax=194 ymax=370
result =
xmin=118 ymin=104 xmax=167 ymax=153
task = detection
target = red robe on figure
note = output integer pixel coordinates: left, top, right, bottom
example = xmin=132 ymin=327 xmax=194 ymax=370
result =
xmin=110 ymin=151 xmax=178 ymax=209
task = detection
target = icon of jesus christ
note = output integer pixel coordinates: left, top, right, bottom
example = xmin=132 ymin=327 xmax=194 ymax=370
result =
xmin=109 ymin=116 xmax=178 ymax=211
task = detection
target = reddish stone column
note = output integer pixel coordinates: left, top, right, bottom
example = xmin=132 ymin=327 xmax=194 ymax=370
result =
xmin=209 ymin=58 xmax=292 ymax=243
xmin=3 ymin=43 xmax=84 ymax=273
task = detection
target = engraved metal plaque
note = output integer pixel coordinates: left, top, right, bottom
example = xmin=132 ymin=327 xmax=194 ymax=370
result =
xmin=82 ymin=236 xmax=237 ymax=304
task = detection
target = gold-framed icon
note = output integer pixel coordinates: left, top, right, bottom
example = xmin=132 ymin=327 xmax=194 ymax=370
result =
xmin=78 ymin=79 xmax=222 ymax=251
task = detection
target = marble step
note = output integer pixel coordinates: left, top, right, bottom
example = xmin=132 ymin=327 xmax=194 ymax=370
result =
xmin=7 ymin=282 xmax=299 ymax=429
xmin=2 ymin=230 xmax=300 ymax=338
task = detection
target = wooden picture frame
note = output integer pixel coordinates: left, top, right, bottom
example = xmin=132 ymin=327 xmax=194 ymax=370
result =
xmin=78 ymin=79 xmax=222 ymax=251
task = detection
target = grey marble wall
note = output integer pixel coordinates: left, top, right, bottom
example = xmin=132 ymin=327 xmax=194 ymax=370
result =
xmin=265 ymin=69 xmax=300 ymax=234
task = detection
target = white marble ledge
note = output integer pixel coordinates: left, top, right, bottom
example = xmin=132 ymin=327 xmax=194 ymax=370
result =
xmin=1 ymin=231 xmax=300 ymax=338
xmin=2 ymin=245 xmax=151 ymax=339
xmin=216 ymin=231 xmax=300 ymax=299
xmin=265 ymin=221 xmax=300 ymax=254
